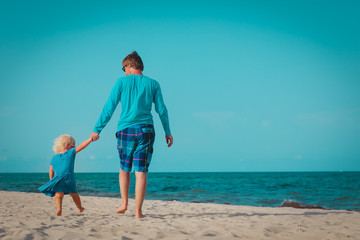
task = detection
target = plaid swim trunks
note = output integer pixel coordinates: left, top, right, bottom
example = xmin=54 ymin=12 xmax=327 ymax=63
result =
xmin=116 ymin=124 xmax=155 ymax=172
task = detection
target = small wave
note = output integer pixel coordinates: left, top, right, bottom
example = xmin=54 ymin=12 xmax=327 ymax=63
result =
xmin=161 ymin=186 xmax=180 ymax=191
xmin=288 ymin=191 xmax=300 ymax=195
xmin=280 ymin=183 xmax=293 ymax=187
xmin=279 ymin=200 xmax=329 ymax=210
xmin=331 ymin=196 xmax=351 ymax=201
xmin=190 ymin=188 xmax=206 ymax=192
xmin=242 ymin=194 xmax=253 ymax=196
xmin=257 ymin=199 xmax=279 ymax=205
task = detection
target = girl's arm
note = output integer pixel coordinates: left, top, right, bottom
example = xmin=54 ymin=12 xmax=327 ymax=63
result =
xmin=49 ymin=165 xmax=54 ymax=180
xmin=76 ymin=138 xmax=92 ymax=153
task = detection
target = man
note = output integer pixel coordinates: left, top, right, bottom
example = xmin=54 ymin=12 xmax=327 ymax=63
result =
xmin=91 ymin=51 xmax=173 ymax=218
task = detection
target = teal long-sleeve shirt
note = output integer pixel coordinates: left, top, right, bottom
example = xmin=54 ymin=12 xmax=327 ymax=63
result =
xmin=93 ymin=75 xmax=171 ymax=136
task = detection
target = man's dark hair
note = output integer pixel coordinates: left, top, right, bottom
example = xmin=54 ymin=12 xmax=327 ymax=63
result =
xmin=122 ymin=51 xmax=144 ymax=71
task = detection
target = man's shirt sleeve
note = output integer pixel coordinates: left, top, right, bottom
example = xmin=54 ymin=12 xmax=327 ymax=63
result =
xmin=93 ymin=80 xmax=122 ymax=134
xmin=154 ymin=83 xmax=171 ymax=136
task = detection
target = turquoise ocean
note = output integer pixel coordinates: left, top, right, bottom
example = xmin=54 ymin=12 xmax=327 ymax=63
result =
xmin=0 ymin=172 xmax=359 ymax=211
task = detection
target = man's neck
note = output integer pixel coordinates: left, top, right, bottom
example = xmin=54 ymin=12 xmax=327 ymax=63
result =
xmin=128 ymin=69 xmax=143 ymax=75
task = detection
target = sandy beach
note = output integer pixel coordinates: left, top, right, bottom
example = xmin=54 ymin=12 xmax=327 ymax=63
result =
xmin=0 ymin=191 xmax=359 ymax=240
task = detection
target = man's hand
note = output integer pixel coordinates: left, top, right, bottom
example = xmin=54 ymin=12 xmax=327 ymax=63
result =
xmin=91 ymin=132 xmax=100 ymax=142
xmin=166 ymin=135 xmax=173 ymax=147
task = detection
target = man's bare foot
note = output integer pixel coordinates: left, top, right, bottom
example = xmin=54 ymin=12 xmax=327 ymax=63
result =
xmin=56 ymin=210 xmax=62 ymax=216
xmin=115 ymin=205 xmax=127 ymax=214
xmin=78 ymin=207 xmax=85 ymax=213
xmin=135 ymin=210 xmax=145 ymax=219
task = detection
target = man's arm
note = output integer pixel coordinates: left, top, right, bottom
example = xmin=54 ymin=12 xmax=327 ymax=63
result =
xmin=154 ymin=84 xmax=171 ymax=136
xmin=153 ymin=83 xmax=173 ymax=147
xmin=92 ymin=79 xmax=122 ymax=136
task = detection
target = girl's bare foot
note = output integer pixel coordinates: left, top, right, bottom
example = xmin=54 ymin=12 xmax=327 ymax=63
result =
xmin=79 ymin=207 xmax=85 ymax=213
xmin=115 ymin=205 xmax=127 ymax=214
xmin=56 ymin=210 xmax=62 ymax=216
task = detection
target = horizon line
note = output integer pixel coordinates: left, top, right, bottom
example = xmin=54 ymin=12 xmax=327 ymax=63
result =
xmin=1 ymin=170 xmax=359 ymax=174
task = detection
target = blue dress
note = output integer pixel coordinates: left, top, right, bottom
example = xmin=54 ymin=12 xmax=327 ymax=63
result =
xmin=39 ymin=148 xmax=78 ymax=197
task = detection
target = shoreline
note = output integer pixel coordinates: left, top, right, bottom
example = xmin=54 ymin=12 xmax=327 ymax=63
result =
xmin=1 ymin=189 xmax=358 ymax=212
xmin=2 ymin=172 xmax=359 ymax=211
xmin=1 ymin=191 xmax=360 ymax=239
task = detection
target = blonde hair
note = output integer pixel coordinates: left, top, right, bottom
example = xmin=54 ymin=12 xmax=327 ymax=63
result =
xmin=53 ymin=134 xmax=75 ymax=154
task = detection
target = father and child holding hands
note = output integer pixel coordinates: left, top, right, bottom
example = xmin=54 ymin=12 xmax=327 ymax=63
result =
xmin=39 ymin=51 xmax=173 ymax=218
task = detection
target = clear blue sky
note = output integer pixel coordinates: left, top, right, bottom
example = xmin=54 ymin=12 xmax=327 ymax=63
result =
xmin=1 ymin=0 xmax=359 ymax=172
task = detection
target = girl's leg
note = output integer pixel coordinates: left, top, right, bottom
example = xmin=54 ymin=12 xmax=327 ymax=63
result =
xmin=69 ymin=193 xmax=84 ymax=213
xmin=55 ymin=192 xmax=64 ymax=216
xmin=116 ymin=169 xmax=130 ymax=213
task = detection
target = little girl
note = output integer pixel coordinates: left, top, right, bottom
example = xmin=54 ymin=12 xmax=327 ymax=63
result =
xmin=39 ymin=134 xmax=92 ymax=216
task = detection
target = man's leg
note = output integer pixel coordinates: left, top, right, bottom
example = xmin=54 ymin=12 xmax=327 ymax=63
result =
xmin=134 ymin=171 xmax=147 ymax=218
xmin=116 ymin=169 xmax=130 ymax=213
